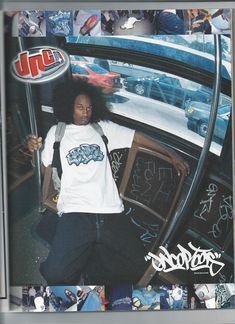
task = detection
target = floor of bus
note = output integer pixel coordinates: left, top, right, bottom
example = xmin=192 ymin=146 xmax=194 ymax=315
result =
xmin=9 ymin=207 xmax=49 ymax=286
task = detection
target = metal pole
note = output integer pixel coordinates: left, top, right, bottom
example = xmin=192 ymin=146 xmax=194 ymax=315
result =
xmin=18 ymin=38 xmax=42 ymax=212
xmin=231 ymin=8 xmax=235 ymax=287
xmin=139 ymin=34 xmax=222 ymax=286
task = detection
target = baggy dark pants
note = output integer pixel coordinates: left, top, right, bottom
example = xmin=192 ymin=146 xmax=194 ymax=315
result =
xmin=40 ymin=212 xmax=148 ymax=285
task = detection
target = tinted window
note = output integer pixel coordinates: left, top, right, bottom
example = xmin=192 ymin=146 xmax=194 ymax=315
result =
xmin=71 ymin=64 xmax=89 ymax=75
xmin=67 ymin=35 xmax=231 ymax=80
xmin=66 ymin=36 xmax=231 ymax=156
xmin=87 ymin=64 xmax=108 ymax=74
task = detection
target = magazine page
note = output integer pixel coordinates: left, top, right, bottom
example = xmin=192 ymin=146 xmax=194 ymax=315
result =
xmin=1 ymin=6 xmax=234 ymax=316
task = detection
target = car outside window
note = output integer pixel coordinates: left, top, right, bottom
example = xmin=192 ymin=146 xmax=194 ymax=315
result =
xmin=87 ymin=64 xmax=108 ymax=74
xmin=71 ymin=64 xmax=89 ymax=75
xmin=66 ymin=35 xmax=231 ymax=156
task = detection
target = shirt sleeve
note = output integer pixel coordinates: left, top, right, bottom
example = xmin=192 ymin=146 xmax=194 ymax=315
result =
xmin=99 ymin=120 xmax=135 ymax=151
xmin=41 ymin=125 xmax=56 ymax=167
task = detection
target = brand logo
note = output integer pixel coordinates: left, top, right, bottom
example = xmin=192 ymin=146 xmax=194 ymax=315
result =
xmin=11 ymin=47 xmax=70 ymax=83
xmin=145 ymin=242 xmax=225 ymax=277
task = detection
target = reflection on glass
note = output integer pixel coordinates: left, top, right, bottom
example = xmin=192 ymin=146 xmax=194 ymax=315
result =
xmin=66 ymin=35 xmax=231 ymax=156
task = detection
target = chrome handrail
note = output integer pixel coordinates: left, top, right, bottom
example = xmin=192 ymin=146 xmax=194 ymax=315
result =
xmin=18 ymin=38 xmax=42 ymax=212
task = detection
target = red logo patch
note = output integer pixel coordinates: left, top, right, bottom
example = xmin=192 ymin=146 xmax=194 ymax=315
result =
xmin=11 ymin=47 xmax=70 ymax=83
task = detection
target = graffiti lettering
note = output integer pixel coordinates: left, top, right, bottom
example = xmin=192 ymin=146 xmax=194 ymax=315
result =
xmin=130 ymin=158 xmax=174 ymax=207
xmin=130 ymin=157 xmax=151 ymax=205
xmin=194 ymin=183 xmax=218 ymax=221
xmin=111 ymin=152 xmax=123 ymax=180
xmin=215 ymin=284 xmax=229 ymax=307
xmin=145 ymin=242 xmax=225 ymax=277
xmin=130 ymin=217 xmax=159 ymax=244
xmin=208 ymin=195 xmax=233 ymax=238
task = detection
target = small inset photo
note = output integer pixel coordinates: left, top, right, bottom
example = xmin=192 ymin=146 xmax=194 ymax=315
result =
xmin=103 ymin=284 xmax=132 ymax=311
xmin=18 ymin=11 xmax=45 ymax=37
xmin=22 ymin=285 xmax=49 ymax=312
xmin=153 ymin=9 xmax=185 ymax=35
xmin=132 ymin=284 xmax=161 ymax=310
xmin=47 ymin=286 xmax=77 ymax=312
xmin=185 ymin=9 xmax=231 ymax=35
xmin=209 ymin=9 xmax=231 ymax=34
xmin=215 ymin=283 xmax=235 ymax=309
xmin=77 ymin=286 xmax=106 ymax=311
xmin=45 ymin=11 xmax=73 ymax=36
xmin=168 ymin=284 xmax=188 ymax=310
xmin=187 ymin=285 xmax=203 ymax=310
xmin=112 ymin=10 xmax=156 ymax=35
xmin=73 ymin=10 xmax=101 ymax=36
xmin=10 ymin=287 xmax=23 ymax=312
xmin=194 ymin=284 xmax=216 ymax=309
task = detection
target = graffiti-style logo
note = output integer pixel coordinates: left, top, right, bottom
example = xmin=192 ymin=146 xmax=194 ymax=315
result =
xmin=10 ymin=47 xmax=70 ymax=83
xmin=66 ymin=144 xmax=104 ymax=166
xmin=145 ymin=242 xmax=225 ymax=277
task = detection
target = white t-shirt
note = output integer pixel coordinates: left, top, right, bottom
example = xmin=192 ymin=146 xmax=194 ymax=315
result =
xmin=41 ymin=120 xmax=135 ymax=215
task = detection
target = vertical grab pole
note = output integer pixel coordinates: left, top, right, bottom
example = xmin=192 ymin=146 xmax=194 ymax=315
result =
xmin=138 ymin=34 xmax=223 ymax=286
xmin=18 ymin=38 xmax=42 ymax=211
xmin=0 ymin=10 xmax=7 ymax=301
xmin=231 ymin=9 xmax=235 ymax=284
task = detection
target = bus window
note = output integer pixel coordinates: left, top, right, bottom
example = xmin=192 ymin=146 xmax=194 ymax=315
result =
xmin=66 ymin=35 xmax=231 ymax=156
xmin=75 ymin=55 xmax=230 ymax=156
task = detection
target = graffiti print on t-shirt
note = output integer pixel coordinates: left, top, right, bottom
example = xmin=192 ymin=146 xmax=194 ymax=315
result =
xmin=66 ymin=144 xmax=104 ymax=166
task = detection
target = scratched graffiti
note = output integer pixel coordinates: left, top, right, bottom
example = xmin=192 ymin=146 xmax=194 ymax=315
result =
xmin=110 ymin=148 xmax=128 ymax=186
xmin=208 ymin=195 xmax=233 ymax=239
xmin=111 ymin=151 xmax=124 ymax=180
xmin=193 ymin=183 xmax=218 ymax=221
xmin=191 ymin=180 xmax=233 ymax=248
xmin=124 ymin=207 xmax=161 ymax=247
xmin=130 ymin=216 xmax=160 ymax=245
xmin=127 ymin=153 xmax=179 ymax=216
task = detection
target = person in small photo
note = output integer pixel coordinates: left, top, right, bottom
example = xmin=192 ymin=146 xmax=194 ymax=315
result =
xmin=171 ymin=284 xmax=183 ymax=310
xmin=28 ymin=286 xmax=36 ymax=307
xmin=73 ymin=10 xmax=101 ymax=36
xmin=207 ymin=9 xmax=231 ymax=34
xmin=159 ymin=285 xmax=170 ymax=310
xmin=49 ymin=292 xmax=63 ymax=311
xmin=113 ymin=10 xmax=155 ymax=35
xmin=157 ymin=9 xmax=185 ymax=35
xmin=64 ymin=288 xmax=77 ymax=308
xmin=18 ymin=11 xmax=45 ymax=37
xmin=47 ymin=286 xmax=77 ymax=311
xmin=182 ymin=286 xmax=188 ymax=309
xmin=44 ymin=286 xmax=51 ymax=310
xmin=187 ymin=9 xmax=211 ymax=34
xmin=77 ymin=286 xmax=104 ymax=311
xmin=132 ymin=285 xmax=160 ymax=310
xmin=187 ymin=285 xmax=203 ymax=310
xmin=22 ymin=286 xmax=29 ymax=308
xmin=101 ymin=11 xmax=119 ymax=35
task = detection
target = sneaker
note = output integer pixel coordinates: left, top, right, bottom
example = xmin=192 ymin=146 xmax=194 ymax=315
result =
xmin=80 ymin=15 xmax=99 ymax=35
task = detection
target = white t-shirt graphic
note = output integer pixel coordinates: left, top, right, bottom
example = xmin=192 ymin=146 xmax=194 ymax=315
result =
xmin=41 ymin=121 xmax=134 ymax=214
